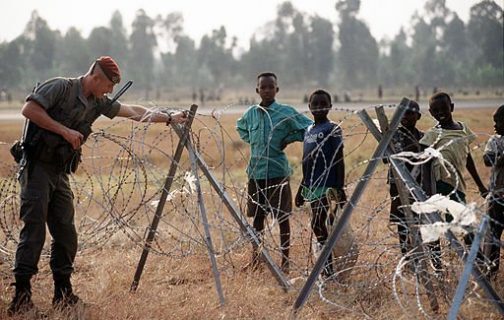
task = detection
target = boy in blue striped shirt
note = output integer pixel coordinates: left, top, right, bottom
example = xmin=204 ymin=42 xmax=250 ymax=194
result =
xmin=295 ymin=89 xmax=346 ymax=278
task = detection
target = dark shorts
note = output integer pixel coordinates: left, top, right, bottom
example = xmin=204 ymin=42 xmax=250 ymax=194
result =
xmin=247 ymin=177 xmax=292 ymax=219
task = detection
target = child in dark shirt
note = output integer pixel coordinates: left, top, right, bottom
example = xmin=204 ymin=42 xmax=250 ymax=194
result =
xmin=295 ymin=89 xmax=346 ymax=277
xmin=387 ymin=101 xmax=423 ymax=259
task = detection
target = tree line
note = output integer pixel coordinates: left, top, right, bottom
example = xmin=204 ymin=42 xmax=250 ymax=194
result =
xmin=0 ymin=0 xmax=502 ymax=99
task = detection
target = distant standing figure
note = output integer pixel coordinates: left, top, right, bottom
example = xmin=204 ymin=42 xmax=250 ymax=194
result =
xmin=199 ymin=88 xmax=205 ymax=106
xmin=378 ymin=84 xmax=383 ymax=100
xmin=343 ymin=91 xmax=351 ymax=103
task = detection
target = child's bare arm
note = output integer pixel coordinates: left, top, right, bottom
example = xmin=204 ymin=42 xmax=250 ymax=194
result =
xmin=466 ymin=152 xmax=488 ymax=197
xmin=282 ymin=112 xmax=313 ymax=146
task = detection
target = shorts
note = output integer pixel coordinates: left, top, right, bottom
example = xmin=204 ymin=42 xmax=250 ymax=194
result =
xmin=247 ymin=177 xmax=292 ymax=219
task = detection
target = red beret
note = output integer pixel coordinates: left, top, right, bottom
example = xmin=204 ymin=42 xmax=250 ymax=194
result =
xmin=96 ymin=56 xmax=121 ymax=84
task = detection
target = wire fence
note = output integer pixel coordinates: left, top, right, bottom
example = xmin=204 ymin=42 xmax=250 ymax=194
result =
xmin=0 ymin=103 xmax=501 ymax=318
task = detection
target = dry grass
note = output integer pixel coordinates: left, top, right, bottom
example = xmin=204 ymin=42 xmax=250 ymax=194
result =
xmin=0 ymin=105 xmax=503 ymax=319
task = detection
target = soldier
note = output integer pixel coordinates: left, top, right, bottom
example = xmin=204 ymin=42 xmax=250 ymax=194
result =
xmin=8 ymin=56 xmax=187 ymax=315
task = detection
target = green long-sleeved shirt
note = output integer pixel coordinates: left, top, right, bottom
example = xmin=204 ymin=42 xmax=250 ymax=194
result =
xmin=236 ymin=101 xmax=313 ymax=179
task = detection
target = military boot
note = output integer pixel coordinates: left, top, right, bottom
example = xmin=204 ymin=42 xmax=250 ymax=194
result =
xmin=52 ymin=274 xmax=80 ymax=309
xmin=7 ymin=276 xmax=34 ymax=316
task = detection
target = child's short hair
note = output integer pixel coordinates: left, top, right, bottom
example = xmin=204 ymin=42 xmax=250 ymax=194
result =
xmin=495 ymin=104 xmax=504 ymax=121
xmin=429 ymin=92 xmax=452 ymax=106
xmin=257 ymin=72 xmax=277 ymax=81
xmin=309 ymin=89 xmax=332 ymax=104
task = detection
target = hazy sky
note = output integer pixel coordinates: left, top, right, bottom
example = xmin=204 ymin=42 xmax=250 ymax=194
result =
xmin=1 ymin=0 xmax=483 ymax=49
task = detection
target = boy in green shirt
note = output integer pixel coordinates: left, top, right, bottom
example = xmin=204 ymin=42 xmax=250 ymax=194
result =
xmin=236 ymin=72 xmax=312 ymax=273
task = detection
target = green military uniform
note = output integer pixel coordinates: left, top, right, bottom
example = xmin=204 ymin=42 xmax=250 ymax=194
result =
xmin=15 ymin=77 xmax=120 ymax=279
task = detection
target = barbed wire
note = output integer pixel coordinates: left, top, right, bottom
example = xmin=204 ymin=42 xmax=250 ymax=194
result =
xmin=0 ymin=103 xmax=501 ymax=318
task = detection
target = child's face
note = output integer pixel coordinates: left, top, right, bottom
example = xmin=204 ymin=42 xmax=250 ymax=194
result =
xmin=429 ymin=98 xmax=453 ymax=125
xmin=493 ymin=113 xmax=504 ymax=135
xmin=309 ymin=93 xmax=331 ymax=118
xmin=401 ymin=110 xmax=420 ymax=128
xmin=256 ymin=76 xmax=278 ymax=104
